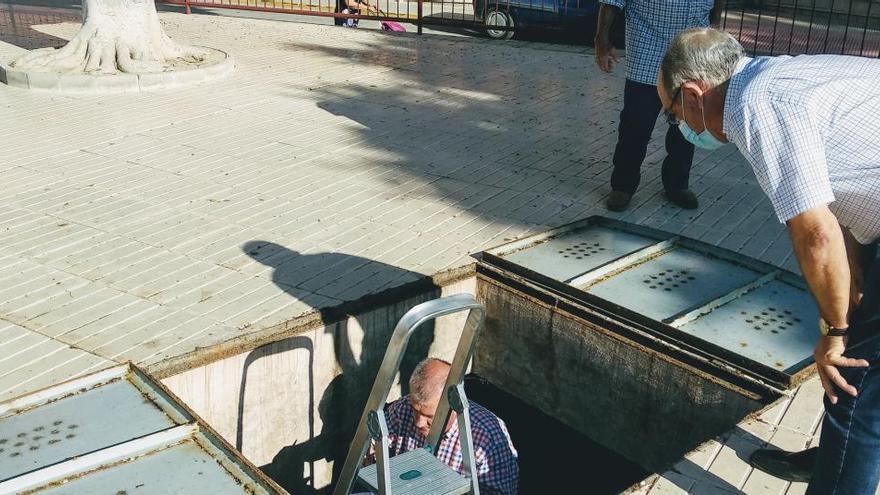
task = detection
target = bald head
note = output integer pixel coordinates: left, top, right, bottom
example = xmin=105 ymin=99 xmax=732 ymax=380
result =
xmin=408 ymin=358 xmax=454 ymax=437
xmin=409 ymin=358 xmax=451 ymax=405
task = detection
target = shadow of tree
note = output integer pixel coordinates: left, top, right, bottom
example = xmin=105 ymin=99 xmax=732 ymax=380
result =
xmin=0 ymin=1 xmax=80 ymax=50
xmin=272 ymin=34 xmax=627 ymax=244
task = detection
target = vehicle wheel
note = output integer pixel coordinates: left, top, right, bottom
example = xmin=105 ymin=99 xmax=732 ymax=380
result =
xmin=485 ymin=8 xmax=515 ymax=40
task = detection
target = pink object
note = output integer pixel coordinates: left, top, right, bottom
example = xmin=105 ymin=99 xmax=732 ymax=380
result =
xmin=381 ymin=21 xmax=406 ymax=32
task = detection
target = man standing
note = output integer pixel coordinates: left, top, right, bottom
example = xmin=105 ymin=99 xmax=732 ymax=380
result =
xmin=595 ymin=0 xmax=724 ymax=211
xmin=657 ymin=28 xmax=880 ymax=493
xmin=365 ymin=358 xmax=519 ymax=495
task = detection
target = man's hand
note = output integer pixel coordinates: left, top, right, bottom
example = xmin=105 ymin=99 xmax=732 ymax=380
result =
xmin=814 ymin=335 xmax=869 ymax=403
xmin=594 ymin=3 xmax=619 ymax=73
xmin=595 ymin=43 xmax=619 ymax=73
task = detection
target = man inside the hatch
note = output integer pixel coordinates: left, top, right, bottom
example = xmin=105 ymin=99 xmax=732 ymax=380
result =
xmin=363 ymin=358 xmax=519 ymax=494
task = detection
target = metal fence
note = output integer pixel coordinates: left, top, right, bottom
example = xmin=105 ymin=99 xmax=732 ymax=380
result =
xmin=722 ymin=0 xmax=880 ymax=57
xmin=160 ymin=0 xmax=483 ymax=34
xmin=2 ymin=0 xmax=876 ymax=55
xmin=161 ymin=0 xmax=880 ymax=55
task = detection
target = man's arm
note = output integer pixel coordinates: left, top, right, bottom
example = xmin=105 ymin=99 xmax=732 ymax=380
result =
xmin=788 ymin=206 xmax=869 ymax=402
xmin=710 ymin=0 xmax=725 ymax=27
xmin=594 ymin=3 xmax=620 ymax=73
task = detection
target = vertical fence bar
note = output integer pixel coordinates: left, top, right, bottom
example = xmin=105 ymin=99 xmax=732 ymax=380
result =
xmin=737 ymin=2 xmax=746 ymax=42
xmin=417 ymin=0 xmax=423 ymax=34
xmin=753 ymin=1 xmax=764 ymax=55
xmin=841 ymin=0 xmax=855 ymax=54
xmin=822 ymin=0 xmax=834 ymax=52
xmin=858 ymin=0 xmax=874 ymax=57
xmin=806 ymin=0 xmax=817 ymax=53
xmin=787 ymin=0 xmax=798 ymax=54
xmin=769 ymin=0 xmax=784 ymax=55
xmin=721 ymin=1 xmax=728 ymax=29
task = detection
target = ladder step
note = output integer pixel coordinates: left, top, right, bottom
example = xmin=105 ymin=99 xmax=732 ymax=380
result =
xmin=357 ymin=448 xmax=472 ymax=495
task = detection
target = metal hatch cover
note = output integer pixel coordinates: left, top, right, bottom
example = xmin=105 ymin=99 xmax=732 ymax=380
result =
xmin=474 ymin=216 xmax=818 ymax=388
xmin=0 ymin=378 xmax=182 ymax=481
xmin=0 ymin=364 xmax=285 ymax=495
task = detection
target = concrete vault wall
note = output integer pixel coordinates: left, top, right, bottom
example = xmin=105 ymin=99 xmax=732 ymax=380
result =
xmin=162 ymin=278 xmax=475 ymax=494
xmin=473 ymin=275 xmax=766 ymax=472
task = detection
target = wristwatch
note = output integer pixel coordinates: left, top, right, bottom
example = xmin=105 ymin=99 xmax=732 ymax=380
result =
xmin=819 ymin=318 xmax=848 ymax=337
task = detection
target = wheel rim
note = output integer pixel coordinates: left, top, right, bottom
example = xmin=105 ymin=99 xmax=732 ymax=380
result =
xmin=486 ymin=10 xmax=510 ymax=38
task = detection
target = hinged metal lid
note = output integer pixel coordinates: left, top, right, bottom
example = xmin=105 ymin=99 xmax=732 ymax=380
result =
xmin=474 ymin=216 xmax=817 ymax=390
xmin=0 ymin=364 xmax=285 ymax=495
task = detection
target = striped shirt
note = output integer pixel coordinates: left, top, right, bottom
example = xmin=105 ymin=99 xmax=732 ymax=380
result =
xmin=380 ymin=396 xmax=519 ymax=495
xmin=600 ymin=0 xmax=714 ymax=85
xmin=723 ymin=55 xmax=880 ymax=244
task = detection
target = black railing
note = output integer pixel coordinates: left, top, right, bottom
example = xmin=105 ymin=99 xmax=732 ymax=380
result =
xmin=722 ymin=0 xmax=880 ymax=57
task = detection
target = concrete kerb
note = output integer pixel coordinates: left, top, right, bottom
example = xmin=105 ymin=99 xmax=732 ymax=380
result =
xmin=0 ymin=47 xmax=234 ymax=94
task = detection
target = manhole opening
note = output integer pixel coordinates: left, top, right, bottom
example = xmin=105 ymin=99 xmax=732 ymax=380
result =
xmin=465 ymin=375 xmax=649 ymax=494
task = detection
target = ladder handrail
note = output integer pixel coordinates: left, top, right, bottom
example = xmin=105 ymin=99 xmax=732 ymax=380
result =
xmin=334 ymin=294 xmax=486 ymax=495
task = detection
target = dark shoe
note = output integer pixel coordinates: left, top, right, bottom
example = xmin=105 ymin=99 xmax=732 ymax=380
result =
xmin=749 ymin=447 xmax=817 ymax=483
xmin=665 ymin=189 xmax=699 ymax=210
xmin=606 ymin=190 xmax=633 ymax=212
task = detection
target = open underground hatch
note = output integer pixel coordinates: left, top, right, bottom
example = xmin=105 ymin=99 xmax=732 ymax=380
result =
xmin=472 ymin=216 xmax=817 ymax=472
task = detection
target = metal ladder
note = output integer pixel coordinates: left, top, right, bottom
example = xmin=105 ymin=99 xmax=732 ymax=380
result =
xmin=333 ymin=294 xmax=486 ymax=495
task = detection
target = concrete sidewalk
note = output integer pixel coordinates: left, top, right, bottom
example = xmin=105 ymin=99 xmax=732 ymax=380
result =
xmin=0 ymin=10 xmax=807 ymax=494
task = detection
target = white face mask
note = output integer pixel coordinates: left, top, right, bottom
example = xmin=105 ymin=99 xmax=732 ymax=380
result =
xmin=677 ymin=91 xmax=725 ymax=151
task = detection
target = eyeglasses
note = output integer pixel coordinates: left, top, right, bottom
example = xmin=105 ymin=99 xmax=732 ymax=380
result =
xmin=663 ymin=86 xmax=682 ymax=126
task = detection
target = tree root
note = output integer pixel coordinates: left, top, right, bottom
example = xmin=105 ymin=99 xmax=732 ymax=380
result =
xmin=11 ymin=27 xmax=208 ymax=75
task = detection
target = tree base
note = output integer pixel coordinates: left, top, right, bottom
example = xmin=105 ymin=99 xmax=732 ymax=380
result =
xmin=9 ymin=0 xmax=213 ymax=76
xmin=11 ymin=26 xmax=209 ymax=75
xmin=2 ymin=46 xmax=233 ymax=94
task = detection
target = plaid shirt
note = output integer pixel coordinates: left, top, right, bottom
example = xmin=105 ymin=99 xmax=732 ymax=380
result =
xmin=600 ymin=0 xmax=714 ymax=85
xmin=724 ymin=55 xmax=880 ymax=244
xmin=380 ymin=396 xmax=519 ymax=495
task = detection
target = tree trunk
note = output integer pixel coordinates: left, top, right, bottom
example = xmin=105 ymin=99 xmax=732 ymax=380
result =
xmin=11 ymin=0 xmax=205 ymax=74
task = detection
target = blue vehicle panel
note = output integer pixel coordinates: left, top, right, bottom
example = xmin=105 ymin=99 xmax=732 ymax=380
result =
xmin=474 ymin=0 xmax=603 ymax=38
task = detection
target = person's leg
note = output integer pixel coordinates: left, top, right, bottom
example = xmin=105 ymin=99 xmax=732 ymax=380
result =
xmin=808 ymin=248 xmax=880 ymax=495
xmin=609 ymin=79 xmax=663 ymax=196
xmin=661 ymin=123 xmax=695 ymax=193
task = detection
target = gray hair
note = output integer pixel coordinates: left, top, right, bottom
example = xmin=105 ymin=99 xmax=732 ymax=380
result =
xmin=660 ymin=28 xmax=745 ymax=96
xmin=409 ymin=358 xmax=451 ymax=405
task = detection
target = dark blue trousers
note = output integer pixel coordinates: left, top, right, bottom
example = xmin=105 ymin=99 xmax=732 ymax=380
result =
xmin=611 ymin=79 xmax=695 ymax=195
xmin=808 ymin=244 xmax=880 ymax=495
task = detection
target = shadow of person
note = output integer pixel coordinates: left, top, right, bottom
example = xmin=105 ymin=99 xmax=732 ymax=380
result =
xmin=242 ymin=241 xmax=439 ymax=493
xmin=242 ymin=240 xmax=434 ymax=322
xmin=262 ymin=374 xmax=345 ymax=495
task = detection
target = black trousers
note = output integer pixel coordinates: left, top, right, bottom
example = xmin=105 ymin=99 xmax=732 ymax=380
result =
xmin=610 ymin=79 xmax=695 ymax=195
